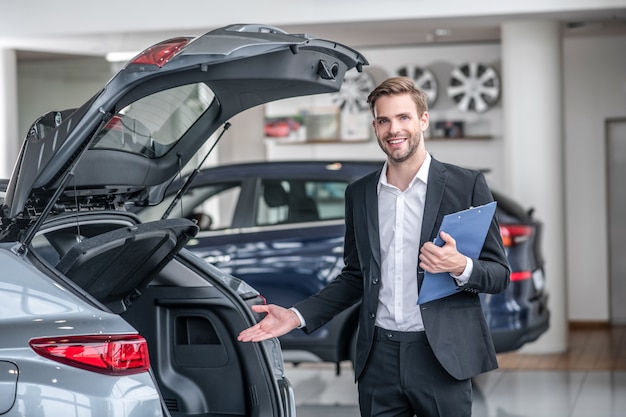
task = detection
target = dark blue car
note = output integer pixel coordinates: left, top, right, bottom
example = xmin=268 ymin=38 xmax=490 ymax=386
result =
xmin=138 ymin=160 xmax=550 ymax=370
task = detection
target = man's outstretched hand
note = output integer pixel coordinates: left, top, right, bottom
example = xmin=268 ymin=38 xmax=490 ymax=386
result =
xmin=238 ymin=304 xmax=302 ymax=342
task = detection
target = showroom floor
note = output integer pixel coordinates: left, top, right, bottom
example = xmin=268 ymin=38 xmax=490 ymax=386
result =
xmin=285 ymin=326 xmax=626 ymax=417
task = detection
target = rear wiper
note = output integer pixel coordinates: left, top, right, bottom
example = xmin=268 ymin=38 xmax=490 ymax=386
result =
xmin=161 ymin=122 xmax=231 ymax=220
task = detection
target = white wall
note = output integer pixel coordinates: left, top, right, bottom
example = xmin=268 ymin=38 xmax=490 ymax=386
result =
xmin=218 ymin=106 xmax=266 ymax=165
xmin=0 ymin=49 xmax=18 ymax=178
xmin=563 ymin=34 xmax=626 ymax=322
xmin=17 ymin=57 xmax=112 ymax=141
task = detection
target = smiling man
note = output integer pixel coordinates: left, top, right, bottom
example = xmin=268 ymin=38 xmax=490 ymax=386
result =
xmin=238 ymin=76 xmax=510 ymax=417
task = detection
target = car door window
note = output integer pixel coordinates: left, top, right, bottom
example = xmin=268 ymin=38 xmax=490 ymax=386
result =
xmin=256 ymin=179 xmax=348 ymax=226
xmin=138 ymin=182 xmax=240 ymax=230
xmin=190 ymin=185 xmax=240 ymax=230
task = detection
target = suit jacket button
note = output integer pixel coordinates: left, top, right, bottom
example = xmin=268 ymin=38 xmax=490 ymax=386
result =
xmin=369 ymin=313 xmax=375 ymax=319
xmin=372 ymin=278 xmax=379 ymax=284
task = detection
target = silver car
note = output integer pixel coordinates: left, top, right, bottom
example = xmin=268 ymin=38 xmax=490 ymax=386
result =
xmin=0 ymin=24 xmax=367 ymax=416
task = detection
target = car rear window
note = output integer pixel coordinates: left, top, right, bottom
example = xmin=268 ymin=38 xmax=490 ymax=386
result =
xmin=91 ymin=83 xmax=215 ymax=158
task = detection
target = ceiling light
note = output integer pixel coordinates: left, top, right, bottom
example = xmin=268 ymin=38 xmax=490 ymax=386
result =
xmin=105 ymin=51 xmax=139 ymax=63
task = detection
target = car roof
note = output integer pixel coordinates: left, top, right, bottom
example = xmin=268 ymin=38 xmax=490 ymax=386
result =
xmin=197 ymin=160 xmax=383 ymax=179
xmin=1 ymin=24 xmax=368 ymax=242
xmin=156 ymin=160 xmax=383 ymax=199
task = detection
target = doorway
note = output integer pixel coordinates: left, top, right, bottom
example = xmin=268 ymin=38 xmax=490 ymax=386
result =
xmin=607 ymin=118 xmax=626 ymax=325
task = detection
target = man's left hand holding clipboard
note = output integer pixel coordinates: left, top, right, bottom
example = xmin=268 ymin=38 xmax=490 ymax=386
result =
xmin=418 ymin=201 xmax=497 ymax=304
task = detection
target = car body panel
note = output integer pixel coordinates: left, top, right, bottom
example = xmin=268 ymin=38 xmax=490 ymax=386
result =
xmin=0 ymin=245 xmax=163 ymax=417
xmin=0 ymin=248 xmax=133 ymax=334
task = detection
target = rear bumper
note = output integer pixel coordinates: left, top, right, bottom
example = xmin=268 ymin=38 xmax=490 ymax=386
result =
xmin=491 ymin=308 xmax=551 ymax=353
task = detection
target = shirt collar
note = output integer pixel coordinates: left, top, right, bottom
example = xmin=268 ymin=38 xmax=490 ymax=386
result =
xmin=377 ymin=152 xmax=432 ymax=192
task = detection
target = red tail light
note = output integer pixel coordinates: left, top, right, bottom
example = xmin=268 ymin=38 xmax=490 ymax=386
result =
xmin=510 ymin=271 xmax=532 ymax=281
xmin=30 ymin=335 xmax=150 ymax=376
xmin=500 ymin=224 xmax=534 ymax=282
xmin=131 ymin=37 xmax=192 ymax=67
xmin=500 ymin=224 xmax=532 ymax=247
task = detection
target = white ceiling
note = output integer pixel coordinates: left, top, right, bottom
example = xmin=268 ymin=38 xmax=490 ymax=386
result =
xmin=5 ymin=1 xmax=626 ymax=60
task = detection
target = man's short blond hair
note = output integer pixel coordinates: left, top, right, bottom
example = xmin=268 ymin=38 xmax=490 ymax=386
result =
xmin=366 ymin=76 xmax=429 ymax=117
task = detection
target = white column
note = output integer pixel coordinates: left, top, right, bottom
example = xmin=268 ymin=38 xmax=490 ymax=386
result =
xmin=0 ymin=49 xmax=19 ymax=178
xmin=501 ymin=21 xmax=567 ymax=353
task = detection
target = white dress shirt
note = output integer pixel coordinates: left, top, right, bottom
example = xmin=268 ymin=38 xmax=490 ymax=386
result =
xmin=375 ymin=153 xmax=472 ymax=332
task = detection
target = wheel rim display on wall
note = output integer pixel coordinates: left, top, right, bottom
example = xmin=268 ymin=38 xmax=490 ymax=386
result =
xmin=332 ymin=70 xmax=376 ymax=114
xmin=397 ymin=65 xmax=438 ymax=107
xmin=447 ymin=62 xmax=500 ymax=113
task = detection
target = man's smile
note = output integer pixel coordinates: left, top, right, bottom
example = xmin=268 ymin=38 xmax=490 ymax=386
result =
xmin=387 ymin=137 xmax=406 ymax=145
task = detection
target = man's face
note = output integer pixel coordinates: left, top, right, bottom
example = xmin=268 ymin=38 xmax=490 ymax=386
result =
xmin=372 ymin=93 xmax=429 ymax=164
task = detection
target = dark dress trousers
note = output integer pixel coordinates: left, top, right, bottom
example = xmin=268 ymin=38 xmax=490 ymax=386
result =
xmin=294 ymin=157 xmax=510 ymax=382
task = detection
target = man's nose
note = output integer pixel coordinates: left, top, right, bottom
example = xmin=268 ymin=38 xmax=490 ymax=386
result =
xmin=388 ymin=119 xmax=401 ymax=134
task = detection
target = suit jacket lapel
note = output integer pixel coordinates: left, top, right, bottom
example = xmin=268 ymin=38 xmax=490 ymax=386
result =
xmin=365 ymin=170 xmax=381 ymax=271
xmin=417 ymin=159 xmax=446 ymax=288
xmin=421 ymin=158 xmax=447 ymax=250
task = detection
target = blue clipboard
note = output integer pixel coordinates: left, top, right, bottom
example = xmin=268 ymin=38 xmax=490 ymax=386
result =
xmin=418 ymin=201 xmax=497 ymax=304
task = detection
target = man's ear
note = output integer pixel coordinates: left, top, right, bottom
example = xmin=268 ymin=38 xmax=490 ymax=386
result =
xmin=421 ymin=111 xmax=430 ymax=131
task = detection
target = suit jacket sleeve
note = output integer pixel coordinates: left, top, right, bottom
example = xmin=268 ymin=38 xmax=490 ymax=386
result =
xmin=293 ymin=178 xmax=366 ymax=334
xmin=457 ymin=172 xmax=510 ymax=295
xmin=418 ymin=162 xmax=510 ymax=380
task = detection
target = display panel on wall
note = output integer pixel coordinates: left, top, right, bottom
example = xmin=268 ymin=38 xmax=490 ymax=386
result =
xmin=264 ymin=69 xmax=375 ymax=142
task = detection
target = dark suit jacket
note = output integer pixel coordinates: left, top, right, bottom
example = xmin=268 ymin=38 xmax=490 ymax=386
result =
xmin=294 ymin=157 xmax=510 ymax=381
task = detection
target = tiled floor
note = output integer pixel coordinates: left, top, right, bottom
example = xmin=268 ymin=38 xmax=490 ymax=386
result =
xmin=285 ymin=326 xmax=626 ymax=417
xmin=497 ymin=325 xmax=626 ymax=371
xmin=286 ymin=365 xmax=626 ymax=417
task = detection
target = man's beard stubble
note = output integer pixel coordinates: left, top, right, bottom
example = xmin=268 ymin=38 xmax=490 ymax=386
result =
xmin=381 ymin=132 xmax=421 ymax=164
